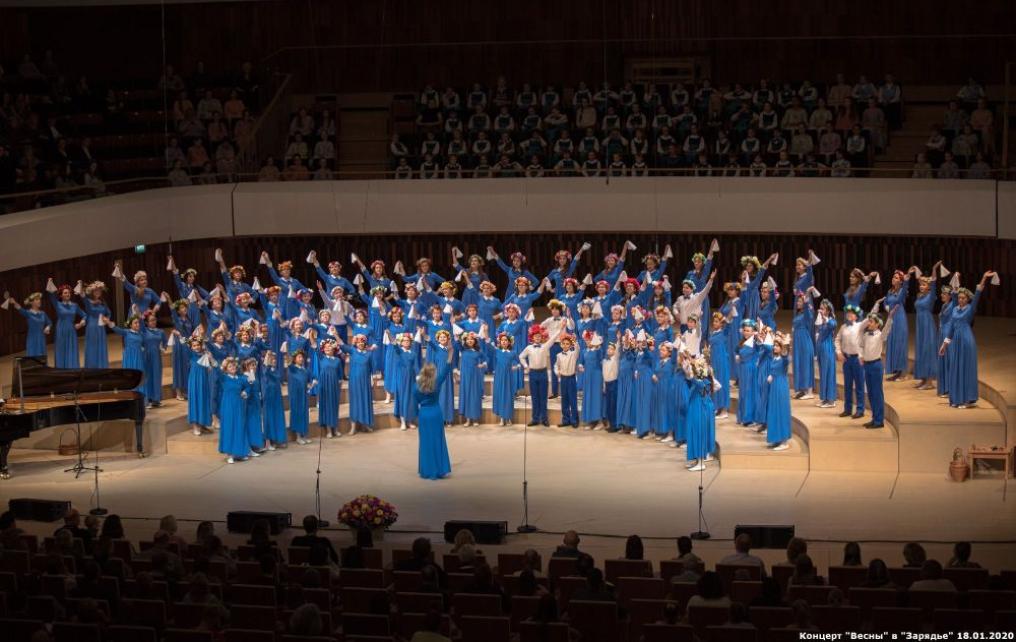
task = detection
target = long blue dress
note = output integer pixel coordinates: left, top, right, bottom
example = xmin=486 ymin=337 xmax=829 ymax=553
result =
xmin=765 ymin=355 xmax=792 ymax=445
xmin=720 ymin=298 xmax=740 ymax=382
xmin=317 ymin=354 xmax=342 ymax=431
xmin=218 ymin=374 xmax=249 ymax=458
xmin=458 ymin=348 xmax=485 ymax=421
xmin=341 ymin=346 xmax=375 ymax=427
xmin=417 ymin=360 xmax=453 ymax=479
xmin=792 ymin=304 xmax=815 ymax=392
xmin=685 ymin=376 xmax=716 ymax=461
xmin=141 ymin=326 xmax=166 ymax=404
xmin=122 ymin=281 xmax=160 ymax=313
xmin=673 ymin=369 xmax=690 ymax=442
xmin=207 ymin=341 xmax=234 ymax=419
xmin=937 ymin=294 xmax=956 ymax=396
xmin=759 ymin=296 xmax=779 ymax=331
xmin=169 ymin=307 xmax=194 ymax=391
xmin=428 ymin=342 xmax=456 ymax=423
xmin=651 ymin=357 xmax=676 ymax=437
xmin=816 ymin=315 xmax=838 ymax=403
xmin=742 ymin=268 xmax=767 ymax=321
xmin=496 ymin=319 xmax=527 ymax=392
xmin=287 ymin=364 xmax=311 ymax=437
xmin=883 ymin=280 xmax=910 ymax=374
xmin=913 ymin=290 xmax=938 ymax=380
xmin=736 ymin=340 xmax=760 ymax=425
xmin=173 ymin=272 xmax=208 ymax=329
xmin=616 ymin=349 xmax=637 ymax=428
xmin=945 ymin=290 xmax=982 ymax=406
xmin=187 ymin=349 xmax=213 ymax=427
xmin=110 ymin=326 xmax=146 ymax=403
xmin=579 ymin=346 xmax=604 ymax=423
xmin=243 ymin=374 xmax=265 ymax=450
xmin=708 ymin=329 xmax=730 ymax=411
xmin=358 ymin=295 xmax=388 ymax=374
xmin=754 ymin=341 xmax=773 ymax=423
xmin=17 ymin=307 xmax=51 ymax=359
xmin=49 ymin=293 xmax=84 ymax=368
xmin=393 ymin=346 xmax=421 ymax=424
xmin=633 ymin=350 xmax=655 ymax=437
xmin=492 ymin=348 xmax=517 ymax=422
xmin=383 ymin=320 xmax=409 ymax=394
xmin=843 ymin=281 xmax=869 ymax=309
xmin=81 ymin=298 xmax=111 ymax=368
xmin=262 ymin=367 xmax=287 ymax=443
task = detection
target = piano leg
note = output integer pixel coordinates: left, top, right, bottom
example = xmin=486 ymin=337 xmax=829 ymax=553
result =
xmin=1 ymin=440 xmax=11 ymax=479
xmin=135 ymin=421 xmax=147 ymax=458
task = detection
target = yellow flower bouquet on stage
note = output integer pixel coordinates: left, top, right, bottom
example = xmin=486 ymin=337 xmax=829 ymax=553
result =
xmin=338 ymin=494 xmax=399 ymax=531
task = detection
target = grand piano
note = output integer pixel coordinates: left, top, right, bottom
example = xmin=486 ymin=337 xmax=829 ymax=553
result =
xmin=0 ymin=357 xmax=146 ymax=478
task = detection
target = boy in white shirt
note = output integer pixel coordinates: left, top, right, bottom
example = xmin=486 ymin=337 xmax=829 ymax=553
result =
xmin=858 ymin=309 xmax=895 ymax=428
xmin=519 ymin=326 xmax=552 ymax=426
xmin=834 ymin=304 xmax=865 ymax=419
xmin=554 ymin=335 xmax=580 ymax=428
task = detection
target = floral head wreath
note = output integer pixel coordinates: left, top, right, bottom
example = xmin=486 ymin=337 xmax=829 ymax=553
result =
xmin=692 ymin=356 xmax=711 ymax=378
xmin=264 ymin=285 xmax=281 ymax=296
xmin=329 ymin=285 xmax=346 ymax=298
xmin=235 ymin=323 xmax=253 ymax=338
xmin=229 ymin=265 xmax=246 ymax=278
xmin=370 ymin=259 xmax=386 ymax=272
xmin=843 ymin=304 xmax=862 ymax=316
xmin=182 ymin=268 xmax=198 ymax=278
xmin=459 ymin=331 xmax=480 ymax=346
xmin=917 ymin=276 xmax=934 ymax=286
xmin=514 ymin=276 xmax=532 ymax=289
xmin=654 ymin=304 xmax=671 ymax=317
xmin=558 ymin=333 xmax=575 ymax=345
xmin=509 ymin=251 xmax=527 ymax=263
xmin=956 ymin=287 xmax=974 ymax=300
xmin=415 ymin=257 xmax=432 ymax=267
xmin=125 ymin=314 xmax=142 ymax=328
xmin=691 ymin=252 xmax=706 ymax=263
xmin=795 ymin=257 xmax=809 ymax=266
xmin=295 ymin=288 xmax=312 ymax=298
xmin=287 ymin=317 xmax=304 ymax=331
xmin=133 ymin=270 xmax=148 ymax=282
xmin=820 ymin=298 xmax=834 ymax=313
xmin=211 ymin=325 xmax=231 ymax=340
xmin=439 ymin=281 xmax=457 ymax=294
xmin=892 ymin=269 xmax=906 ymax=281
xmin=327 ymin=260 xmax=342 ymax=270
xmin=610 ymin=304 xmax=627 ymax=318
xmin=866 ymin=312 xmax=884 ymax=328
xmin=188 ymin=336 xmax=205 ymax=349
xmin=24 ymin=292 xmax=43 ymax=305
xmin=370 ymin=285 xmax=387 ymax=296
xmin=496 ymin=332 xmax=515 ymax=347
xmin=547 ymin=298 xmax=566 ymax=312
xmin=681 ymin=279 xmax=696 ymax=289
xmin=290 ymin=349 xmax=306 ymax=362
xmin=687 ymin=314 xmax=700 ymax=324
xmin=940 ymin=285 xmax=952 ymax=294
xmin=277 ymin=260 xmax=293 ymax=271
xmin=579 ymin=298 xmax=595 ymax=309
xmin=173 ymin=298 xmax=190 ymax=311
xmin=711 ymin=311 xmax=727 ymax=324
xmin=623 ymin=277 xmax=640 ymax=290
xmin=724 ymin=281 xmax=743 ymax=292
xmin=396 ymin=331 xmax=414 ymax=344
xmin=740 ymin=318 xmax=757 ymax=329
xmin=479 ymin=280 xmax=496 ymax=292
xmin=604 ymin=252 xmax=619 ymax=264
xmin=319 ymin=338 xmax=338 ymax=352
xmin=468 ymin=254 xmax=485 ymax=266
xmin=241 ymin=357 xmax=258 ymax=371
xmin=220 ymin=356 xmax=239 ymax=372
xmin=774 ymin=331 xmax=792 ymax=347
xmin=262 ymin=350 xmax=277 ymax=365
xmin=434 ymin=329 xmax=451 ymax=341
xmin=317 ymin=308 xmax=331 ymax=320
xmin=642 ymin=253 xmax=660 ymax=265
xmin=563 ymin=277 xmax=579 ymax=289
xmin=235 ymin=292 xmax=252 ymax=306
xmin=85 ymin=280 xmax=107 ymax=295
xmin=352 ymin=332 xmax=370 ymax=344
xmin=740 ymin=255 xmax=761 ymax=268
xmin=528 ymin=325 xmax=547 ymax=341
xmin=555 ymin=249 xmax=572 ymax=262
xmin=56 ymin=283 xmax=74 ymax=295
xmin=595 ymin=279 xmax=611 ymax=290
xmin=504 ymin=302 xmax=521 ymax=316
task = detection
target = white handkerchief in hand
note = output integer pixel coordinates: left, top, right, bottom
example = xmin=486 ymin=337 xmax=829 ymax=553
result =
xmin=939 ymin=264 xmax=950 ymax=278
xmin=112 ymin=263 xmax=124 ymax=280
xmin=991 ymin=273 xmax=1001 ymax=286
xmin=188 ymin=289 xmax=199 ymax=302
xmin=383 ymin=331 xmax=391 ymax=346
xmin=288 ymin=286 xmax=298 ymax=299
xmin=592 ymin=301 xmax=603 ymax=318
xmin=808 ymin=250 xmax=821 ymax=266
xmin=0 ymin=294 xmax=9 ymax=310
xmin=214 ymin=248 xmax=223 ymax=263
xmin=252 ymin=277 xmax=263 ymax=292
xmin=766 ymin=276 xmax=777 ymax=291
xmin=443 ymin=303 xmax=454 ymax=315
xmin=46 ymin=278 xmax=57 ymax=293
xmin=73 ymin=282 xmax=84 ymax=296
xmin=912 ymin=266 xmax=923 ymax=278
xmin=580 ymin=242 xmax=591 ymax=252
xmin=393 ymin=261 xmax=406 ymax=276
xmin=198 ymin=353 xmax=213 ymax=368
xmin=524 ymin=308 xmax=535 ymax=322
xmin=160 ymin=292 xmax=170 ymax=303
xmin=809 ymin=286 xmax=821 ymax=298
xmin=452 ymin=246 xmax=464 ymax=259
xmin=351 ymin=252 xmax=361 ymax=265
xmin=280 ymin=341 xmax=288 ymax=354
xmin=582 ymin=273 xmax=593 ymax=285
xmin=407 ymin=304 xmax=418 ymax=320
xmin=486 ymin=248 xmax=497 ymax=260
xmin=166 ymin=256 xmax=176 ymax=272
xmin=874 ymin=272 xmax=882 ymax=285
xmin=625 ymin=240 xmax=637 ymax=251
xmin=353 ymin=273 xmax=364 ymax=286
xmin=167 ymin=332 xmax=176 ymax=347
xmin=662 ymin=244 xmax=673 ymax=260
xmin=259 ymin=252 xmax=269 ymax=265
xmin=455 ymin=270 xmax=466 ymax=283
xmin=452 ymin=323 xmax=464 ymax=336
xmin=306 ymin=251 xmax=316 ymax=264
xmin=771 ymin=253 xmax=779 ymax=265
xmin=709 ymin=239 xmax=720 ymax=254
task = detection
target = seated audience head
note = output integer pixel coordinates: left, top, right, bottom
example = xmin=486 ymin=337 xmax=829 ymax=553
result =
xmin=522 ymin=548 xmax=542 ymax=572
xmin=734 ymin=532 xmax=752 ymax=554
xmin=196 ymin=521 xmax=215 ymax=544
xmin=677 ymin=535 xmax=693 ymax=557
xmin=562 ymin=530 xmax=580 ymax=550
xmin=625 ymin=534 xmax=644 ymax=560
xmin=453 ymin=528 xmax=476 ymax=551
xmin=920 ymin=559 xmax=944 ymax=580
xmin=952 ymin=541 xmax=972 ymax=565
xmin=301 ymin=514 xmax=320 ymax=534
xmin=100 ymin=514 xmax=125 ymax=539
xmin=903 ymin=542 xmax=927 ymax=567
xmin=412 ymin=536 xmax=432 ymax=560
xmin=159 ymin=514 xmax=179 ymax=536
xmin=842 ymin=541 xmax=862 ymax=566
xmin=63 ymin=507 xmax=81 ymax=527
xmin=786 ymin=537 xmax=807 ymax=564
xmin=697 ymin=570 xmax=725 ymax=600
xmin=866 ymin=558 xmax=891 ymax=585
xmin=289 ymin=603 xmax=323 ymax=636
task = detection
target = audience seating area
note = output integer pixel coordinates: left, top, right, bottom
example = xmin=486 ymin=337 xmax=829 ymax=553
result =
xmin=2 ymin=515 xmax=1015 ymax=642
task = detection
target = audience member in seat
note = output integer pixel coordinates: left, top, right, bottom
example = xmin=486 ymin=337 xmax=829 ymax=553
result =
xmin=685 ymin=571 xmax=731 ymax=610
xmin=182 ymin=572 xmax=221 ymax=605
xmin=570 ymin=567 xmax=617 ymax=605
xmin=910 ymin=560 xmax=957 ymax=591
xmin=719 ymin=533 xmax=766 ymax=574
xmin=786 ymin=599 xmax=819 ymax=631
xmin=525 ymin=593 xmax=581 ymax=641
xmin=624 ymin=534 xmax=644 ymax=560
xmin=514 ymin=548 xmax=544 ymax=578
xmin=456 ymin=544 xmax=478 ymax=573
xmin=842 ymin=541 xmax=863 ymax=566
xmin=672 ymin=558 xmax=705 ymax=584
xmin=289 ymin=603 xmax=323 ymax=636
xmin=291 ymin=515 xmax=338 ymax=565
xmin=463 ymin=561 xmax=509 ymax=611
xmin=99 ymin=514 xmax=126 ymax=540
xmin=158 ymin=515 xmax=187 ymax=549
xmin=195 ymin=520 xmax=216 ymax=547
xmin=396 ymin=537 xmax=447 ymax=587
xmin=777 ymin=537 xmax=807 ymax=567
xmin=204 ymin=535 xmax=238 ymax=578
xmin=137 ymin=530 xmax=184 ymax=580
xmin=451 ymin=528 xmax=481 ymax=555
xmin=788 ymin=554 xmax=824 ymax=586
xmin=54 ymin=507 xmax=92 ymax=552
xmin=654 ymin=600 xmax=682 ymax=625
xmin=727 ymin=602 xmax=753 ymax=628
xmin=826 ymin=588 xmax=846 ymax=606
xmin=948 ymin=541 xmax=981 ymax=568
xmin=246 ymin=518 xmax=281 ymax=562
xmin=903 ymin=542 xmax=927 ymax=568
xmin=410 ymin=607 xmax=452 ymax=642
xmin=553 ymin=530 xmax=583 ymax=558
xmin=516 ymin=568 xmax=550 ymax=597
xmin=341 ymin=526 xmax=374 ymax=569
xmin=861 ymin=559 xmax=896 ymax=589
xmin=675 ymin=535 xmax=702 ymax=567
xmin=750 ymin=577 xmax=787 ymax=608
xmin=71 ymin=560 xmax=120 ymax=609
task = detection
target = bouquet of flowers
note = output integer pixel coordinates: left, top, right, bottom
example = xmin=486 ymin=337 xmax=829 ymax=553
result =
xmin=338 ymin=494 xmax=398 ymax=530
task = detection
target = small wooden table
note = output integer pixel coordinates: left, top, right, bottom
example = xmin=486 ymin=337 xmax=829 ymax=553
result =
xmin=968 ymin=446 xmax=1013 ymax=479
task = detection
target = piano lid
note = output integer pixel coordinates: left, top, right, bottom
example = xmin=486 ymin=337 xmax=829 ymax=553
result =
xmin=12 ymin=357 xmax=143 ymax=398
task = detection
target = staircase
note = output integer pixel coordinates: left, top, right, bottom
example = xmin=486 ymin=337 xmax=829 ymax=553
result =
xmin=336 ymin=93 xmax=392 ymax=179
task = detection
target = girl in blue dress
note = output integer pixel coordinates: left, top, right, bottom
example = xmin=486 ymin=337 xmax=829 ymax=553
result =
xmin=578 ymin=332 xmax=605 ymax=428
xmin=341 ymin=334 xmax=378 ymax=434
xmin=475 ymin=281 xmax=502 ymax=368
xmin=228 ymin=291 xmax=261 ymax=329
xmin=428 ymin=330 xmax=456 ymax=424
xmin=170 ymin=263 xmax=209 ymax=329
xmin=883 ymin=268 xmax=913 ymax=380
xmin=457 ymin=332 xmax=487 ymax=426
xmin=912 ymin=266 xmax=942 ymax=389
xmin=791 ymin=294 xmax=816 ymax=399
xmin=496 ymin=304 xmax=527 ymax=393
xmin=735 ymin=320 xmax=761 ymax=426
xmin=310 ymin=253 xmax=355 ymax=297
xmin=457 ymin=304 xmax=487 ymax=368
xmin=636 ymin=249 xmax=670 ymax=285
xmin=765 ymin=333 xmax=792 ymax=451
xmin=937 ymin=285 xmax=956 ymax=398
xmin=80 ymin=281 xmax=111 ymax=369
xmin=452 ymin=250 xmax=488 ymax=308
xmin=708 ymin=312 xmax=731 ymax=418
xmin=940 ymin=271 xmax=997 ymax=409
xmin=592 ymin=243 xmax=631 ymax=283
xmin=48 ymin=283 xmax=85 ymax=369
xmin=814 ymin=300 xmax=838 ymax=408
xmin=241 ymin=358 xmax=265 ymax=455
xmin=8 ymin=292 xmax=52 ymax=360
xmin=117 ymin=268 xmax=160 ymax=313
xmin=544 ymin=246 xmax=588 ymax=297
xmin=843 ymin=268 xmax=878 ymax=309
xmin=104 ymin=315 xmax=146 ymax=404
xmin=793 ymin=251 xmax=818 ymax=296
xmin=203 ymin=291 xmax=231 ymax=333
xmin=740 ymin=254 xmax=776 ymax=322
xmin=142 ymin=312 xmax=168 ymax=407
xmin=287 ymin=351 xmax=313 ymax=444
xmin=505 ymin=276 xmax=545 ymax=323
xmin=720 ymin=283 xmax=742 ymax=385
xmin=682 ymin=354 xmax=718 ymax=471
xmin=383 ymin=306 xmax=409 ymax=403
xmin=393 ymin=331 xmax=422 ymax=430
xmin=317 ymin=340 xmax=343 ymax=438
xmin=614 ymin=336 xmax=637 ymax=433
xmin=186 ymin=337 xmax=214 ymax=436
xmin=758 ymin=281 xmax=780 ymax=331
xmin=263 ymin=255 xmax=309 ymax=320
xmin=261 ymin=351 xmax=287 ymax=449
xmin=632 ymin=333 xmax=655 ymax=438
xmin=354 ymin=256 xmax=394 ymax=295
xmin=651 ymin=343 xmax=677 ymax=440
xmin=257 ymin=286 xmax=286 ymax=369
xmin=168 ymin=299 xmax=194 ymax=400
xmin=356 ymin=286 xmax=388 ymax=376
xmin=416 ymin=346 xmax=455 ymax=480
xmin=206 ymin=326 xmax=234 ymax=423
xmin=490 ymin=248 xmax=539 ymax=296
xmin=217 ymin=357 xmax=249 ymax=464
xmin=754 ymin=327 xmax=774 ymax=433
xmin=492 ymin=333 xmax=519 ymax=426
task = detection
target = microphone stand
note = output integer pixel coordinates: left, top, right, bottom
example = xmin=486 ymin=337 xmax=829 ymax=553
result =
xmin=690 ymin=403 xmax=710 ymax=540
xmin=517 ymin=371 xmax=537 ymax=533
xmin=89 ymin=384 xmax=107 ymax=516
xmin=315 ymin=405 xmax=329 ymax=528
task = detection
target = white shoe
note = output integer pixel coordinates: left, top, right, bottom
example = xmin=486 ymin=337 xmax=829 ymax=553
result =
xmin=705 ymin=453 xmax=715 ymax=462
xmin=192 ymin=427 xmax=202 ymax=436
xmin=297 ymin=438 xmax=310 ymax=445
xmin=176 ymin=393 xmax=186 ymax=401
xmin=820 ymin=402 xmax=836 ymax=408
xmin=687 ymin=461 xmax=706 ymax=471
xmin=716 ymin=412 xmax=729 ymax=420
xmin=226 ymin=456 xmax=235 ymax=464
xmin=249 ymin=450 xmax=261 ymax=457
xmin=772 ymin=442 xmax=790 ymax=451
xmin=800 ymin=393 xmax=814 ymax=400
xmin=661 ymin=435 xmax=674 ymax=443
xmin=462 ymin=421 xmax=470 ymax=427
xmin=400 ymin=423 xmax=408 ymax=431
xmin=326 ymin=431 xmax=335 ymax=439
xmin=350 ymin=424 xmax=358 ymax=436
xmin=266 ymin=443 xmax=276 ymax=451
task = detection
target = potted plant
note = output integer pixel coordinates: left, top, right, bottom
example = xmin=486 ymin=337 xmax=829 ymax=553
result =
xmin=338 ymin=494 xmax=398 ymax=540
xmin=949 ymin=448 xmax=970 ymax=482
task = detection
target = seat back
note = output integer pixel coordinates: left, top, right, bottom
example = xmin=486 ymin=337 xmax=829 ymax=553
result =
xmin=395 ymin=591 xmax=444 ymax=613
xmin=642 ymin=623 xmax=695 ymax=642
xmin=688 ymin=604 xmax=730 ymax=631
xmin=459 ymin=615 xmax=510 ymax=642
xmin=510 ymin=595 xmax=542 ymax=629
xmin=555 ymin=576 xmax=586 ymax=610
xmin=811 ymin=605 xmax=861 ymax=632
xmin=770 ymin=565 xmax=793 ymax=593
xmin=786 ymin=584 xmax=835 ymax=605
xmin=907 ymin=589 xmax=957 ymax=611
xmin=229 ymin=582 xmax=277 ymax=606
xmin=164 ymin=629 xmax=215 ymax=642
xmin=847 ymin=587 xmax=900 ymax=613
xmin=517 ymin=621 xmax=570 ymax=642
xmin=604 ymin=558 xmax=653 ymax=583
xmin=397 ymin=611 xmax=450 ymax=639
xmin=887 ymin=567 xmax=921 ymax=588
xmin=567 ymin=600 xmax=619 ymax=642
xmin=339 ymin=568 xmax=384 ymax=588
xmin=716 ymin=564 xmax=762 ymax=591
xmin=870 ymin=606 xmax=923 ymax=633
xmin=443 ymin=553 xmax=487 ymax=573
xmin=968 ymin=589 xmax=1016 ymax=615
xmin=224 ymin=630 xmax=276 ymax=642
xmin=943 ymin=567 xmax=989 ymax=592
xmin=391 ymin=570 xmax=422 ymax=592
xmin=452 ymin=592 xmax=503 ymax=616
xmin=229 ymin=605 xmax=277 ymax=631
xmin=547 ymin=557 xmax=578 ymax=582
xmin=446 ymin=572 xmax=472 ymax=594
xmin=933 ymin=608 xmax=985 ymax=633
xmin=107 ymin=625 xmax=158 ymax=642
xmin=706 ymin=624 xmax=759 ymax=642
xmin=497 ymin=553 xmax=527 ymax=577
xmin=627 ymin=598 xmax=672 ymax=640
xmin=730 ymin=581 xmax=763 ymax=605
xmin=171 ymin=602 xmax=207 ymax=629
xmin=53 ymin=622 xmax=102 ymax=642
xmin=342 ymin=586 xmax=387 ymax=613
xmin=660 ymin=560 xmax=685 ymax=585
xmin=342 ymin=612 xmax=391 ymax=636
xmin=616 ymin=576 xmax=666 ymax=605
xmin=122 ymin=598 xmax=168 ymax=630
xmin=747 ymin=606 xmax=793 ymax=631
xmin=827 ymin=566 xmax=867 ymax=593
xmin=0 ymin=551 xmax=30 ymax=575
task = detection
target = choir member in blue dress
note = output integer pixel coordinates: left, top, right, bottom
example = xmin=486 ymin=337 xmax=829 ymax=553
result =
xmin=382 ymin=306 xmax=410 ymax=404
xmin=685 ymin=240 xmax=718 ymax=321
xmin=7 ymin=292 xmax=52 ymax=360
xmin=835 ymin=305 xmax=866 ymax=419
xmin=309 ymin=251 xmax=355 ymax=295
xmin=651 ymin=306 xmax=676 ymax=354
xmin=740 ymin=254 xmax=777 ymax=321
xmin=315 ymin=283 xmax=353 ymax=347
xmin=287 ymin=351 xmax=313 ymax=444
xmin=357 ymin=285 xmax=389 ymax=376
xmin=353 ymin=256 xmax=394 ymax=297
xmin=241 ymin=358 xmax=266 ymax=456
xmin=505 ymin=276 xmax=546 ymax=322
xmin=233 ymin=324 xmax=260 ymax=367
xmin=758 ymin=280 xmax=780 ymax=331
xmin=492 ymin=333 xmax=520 ymax=426
xmin=940 ymin=271 xmax=997 ymax=409
xmin=937 ymin=283 xmax=956 ymax=398
xmin=912 ymin=264 xmax=943 ymax=389
xmin=651 ymin=342 xmax=677 ymax=440
xmin=860 ymin=309 xmax=896 ymax=428
xmin=577 ymin=331 xmax=605 ymax=428
xmin=186 ymin=337 xmax=214 ymax=436
xmin=401 ymin=256 xmax=445 ymax=301
xmin=612 ymin=335 xmax=636 ymax=433
xmin=682 ymin=353 xmax=719 ymax=471
xmin=636 ymin=247 xmax=671 ymax=284
xmin=294 ymin=288 xmax=317 ymax=325
xmin=720 ymin=283 xmax=742 ymax=384
xmin=882 ymin=268 xmax=913 ymax=380
xmin=764 ymin=333 xmax=792 ymax=451
xmin=206 ymin=325 xmax=234 ymax=423
xmin=593 ymin=242 xmax=633 ymax=283
xmin=416 ymin=346 xmax=455 ymax=480
xmin=457 ymin=332 xmax=487 ymax=426
xmin=262 ymin=254 xmax=309 ymax=319
xmin=545 ymin=244 xmax=589 ymax=297
xmin=843 ymin=268 xmax=879 ymax=309
xmin=392 ymin=330 xmax=423 ymax=430
xmin=632 ymin=331 xmax=656 ymax=438
xmin=753 ymin=324 xmax=774 ymax=433
xmin=168 ymin=258 xmax=209 ymax=328
xmin=228 ymin=291 xmax=261 ymax=329
xmin=282 ymin=317 xmax=313 ymax=366
xmin=673 ymin=272 xmax=716 ymax=333
xmin=217 ymin=357 xmax=249 ymax=464
xmin=643 ymin=278 xmax=673 ymax=314
xmin=451 ymin=249 xmax=488 ymax=308
xmin=519 ymin=325 xmax=553 ymax=426
xmin=791 ymin=293 xmax=816 ymax=399
xmin=554 ymin=334 xmax=580 ymax=428
xmin=203 ymin=289 xmax=231 ymax=333
xmin=114 ymin=265 xmax=160 ymax=313
xmin=341 ymin=333 xmax=378 ymax=434
xmin=497 ymin=303 xmax=528 ymax=393
xmin=316 ymin=339 xmax=344 ymax=438
xmin=708 ymin=312 xmax=731 ymax=418
xmin=558 ymin=278 xmax=588 ymax=323
xmin=619 ymin=277 xmax=644 ymax=319
xmin=735 ymin=320 xmax=761 ymax=426
xmin=489 ymin=247 xmax=539 ymax=296
xmin=103 ymin=314 xmax=146 ymax=404
xmin=141 ymin=311 xmax=168 ymax=407
xmin=167 ymin=299 xmax=194 ymax=400
xmin=602 ymin=341 xmax=620 ymax=429
xmin=592 ymin=278 xmax=623 ymax=319
xmin=77 ymin=280 xmax=111 ymax=369
xmin=261 ymin=351 xmax=286 ymax=449
xmin=428 ymin=330 xmax=456 ymax=424
xmin=215 ymin=249 xmax=254 ymax=303
xmin=793 ymin=250 xmax=820 ymax=296
xmin=813 ymin=299 xmax=838 ymax=408
xmin=436 ymin=281 xmax=464 ymax=322
xmin=46 ymin=282 xmax=85 ymax=369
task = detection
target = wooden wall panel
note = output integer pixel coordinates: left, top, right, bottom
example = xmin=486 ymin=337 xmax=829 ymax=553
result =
xmin=1 ymin=233 xmax=1012 ymax=357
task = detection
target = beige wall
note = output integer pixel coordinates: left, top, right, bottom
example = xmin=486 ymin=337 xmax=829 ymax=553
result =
xmin=2 ymin=178 xmax=1007 ymax=272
